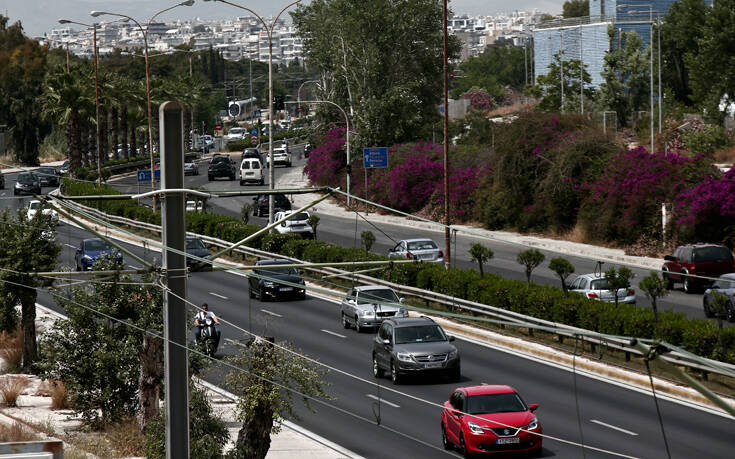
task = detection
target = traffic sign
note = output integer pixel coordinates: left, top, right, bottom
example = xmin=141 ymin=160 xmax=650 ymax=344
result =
xmin=136 ymin=169 xmax=161 ymax=183
xmin=215 ymin=123 xmax=222 ymax=130
xmin=250 ymin=128 xmax=258 ymax=136
xmin=254 ymin=109 xmax=261 ymax=117
xmin=363 ymin=147 xmax=388 ymax=169
xmin=251 ymin=136 xmax=258 ymax=145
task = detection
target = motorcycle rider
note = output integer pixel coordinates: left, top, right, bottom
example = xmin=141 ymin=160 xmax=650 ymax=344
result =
xmin=194 ymin=303 xmax=221 ymax=350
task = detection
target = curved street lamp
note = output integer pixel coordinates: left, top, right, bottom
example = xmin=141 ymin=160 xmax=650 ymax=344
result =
xmin=91 ymin=0 xmax=195 ymax=208
xmin=203 ymin=0 xmax=303 ymax=224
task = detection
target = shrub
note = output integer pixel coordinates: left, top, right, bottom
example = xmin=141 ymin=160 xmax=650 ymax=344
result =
xmin=50 ymin=380 xmax=69 ymax=410
xmin=674 ymin=168 xmax=735 ymax=245
xmin=0 ymin=375 xmax=30 ymax=407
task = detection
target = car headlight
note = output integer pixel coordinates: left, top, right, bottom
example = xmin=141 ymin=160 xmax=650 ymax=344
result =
xmin=360 ymin=310 xmax=374 ymax=317
xmin=448 ymin=349 xmax=458 ymax=359
xmin=524 ymin=417 xmax=539 ymax=431
xmin=262 ymin=281 xmax=274 ymax=288
xmin=467 ymin=421 xmax=485 ymax=435
xmin=82 ymin=255 xmax=93 ymax=261
xmin=398 ymin=308 xmax=408 ymax=317
xmin=396 ymin=352 xmax=413 ymax=362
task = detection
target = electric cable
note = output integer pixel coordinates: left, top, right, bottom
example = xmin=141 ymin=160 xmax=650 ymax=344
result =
xmin=573 ymin=335 xmax=587 ymax=459
xmin=644 ymin=355 xmax=672 ymax=459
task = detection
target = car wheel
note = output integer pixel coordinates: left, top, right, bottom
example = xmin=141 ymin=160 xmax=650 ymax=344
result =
xmin=662 ymin=268 xmax=675 ymax=289
xmin=208 ymin=175 xmax=213 ymax=181
xmin=703 ymin=298 xmax=714 ymax=318
xmin=240 ymin=180 xmax=245 ymax=186
xmin=459 ymin=433 xmax=470 ymax=458
xmin=13 ymin=189 xmax=18 ymax=196
xmin=683 ymin=271 xmax=696 ymax=294
xmin=260 ymin=178 xmax=264 ymax=186
xmin=259 ymin=287 xmax=268 ymax=302
xmin=727 ymin=301 xmax=735 ymax=323
xmin=249 ymin=288 xmax=255 ymax=299
xmin=450 ymin=366 xmax=461 ymax=383
xmin=341 ymin=313 xmax=351 ymax=329
xmin=390 ymin=360 xmax=401 ymax=385
xmin=373 ymin=354 xmax=384 ymax=378
xmin=441 ymin=423 xmax=452 ymax=450
xmin=230 ymin=175 xmax=235 ymax=181
xmin=354 ymin=316 xmax=362 ymax=333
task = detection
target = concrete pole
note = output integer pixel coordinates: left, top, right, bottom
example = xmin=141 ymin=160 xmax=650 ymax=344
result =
xmin=442 ymin=0 xmax=451 ymax=269
xmin=160 ymin=101 xmax=190 ymax=459
xmin=93 ymin=24 xmax=102 ymax=185
xmin=649 ymin=9 xmax=654 ymax=154
xmin=579 ymin=29 xmax=584 ymax=115
xmin=268 ymin=32 xmax=275 ymax=224
xmin=657 ymin=17 xmax=662 ymax=134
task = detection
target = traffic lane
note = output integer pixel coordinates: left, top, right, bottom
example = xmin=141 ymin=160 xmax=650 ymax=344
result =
xmin=186 ymin=271 xmax=730 ymax=458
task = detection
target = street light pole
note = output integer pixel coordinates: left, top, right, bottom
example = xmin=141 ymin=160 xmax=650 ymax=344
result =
xmin=657 ymin=17 xmax=662 ymax=134
xmin=442 ymin=0 xmax=451 ymax=269
xmin=204 ymin=0 xmax=303 ymax=224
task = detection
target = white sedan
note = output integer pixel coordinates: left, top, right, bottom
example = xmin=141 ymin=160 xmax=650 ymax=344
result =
xmin=388 ymin=238 xmax=444 ymax=263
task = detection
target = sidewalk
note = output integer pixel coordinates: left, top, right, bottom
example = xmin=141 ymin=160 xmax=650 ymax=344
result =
xmin=275 ymin=166 xmax=662 ymax=270
xmin=0 ymin=305 xmax=357 ymax=459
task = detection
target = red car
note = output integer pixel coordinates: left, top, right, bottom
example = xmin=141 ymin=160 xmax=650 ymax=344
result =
xmin=441 ymin=385 xmax=542 ymax=457
xmin=663 ymin=243 xmax=735 ymax=293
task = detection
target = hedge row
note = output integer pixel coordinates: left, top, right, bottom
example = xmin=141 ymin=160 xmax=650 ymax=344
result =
xmin=64 ymin=180 xmax=735 ymax=364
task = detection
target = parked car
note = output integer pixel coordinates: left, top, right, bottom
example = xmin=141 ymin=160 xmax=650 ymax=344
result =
xmin=208 ymin=155 xmax=236 ymax=181
xmin=568 ymin=273 xmax=636 ymax=304
xmin=75 ymin=238 xmax=123 ymax=271
xmin=388 ymin=238 xmax=444 ymax=263
xmin=35 ymin=167 xmax=60 ymax=187
xmin=184 ymin=162 xmax=199 ymax=176
xmin=239 ymin=158 xmax=264 ymax=186
xmin=58 ymin=160 xmax=70 ymax=175
xmin=225 ymin=127 xmax=247 ymax=142
xmin=702 ymin=273 xmax=735 ymax=321
xmin=185 ymin=236 xmax=212 ymax=270
xmin=341 ymin=286 xmax=407 ymax=332
xmin=252 ymin=193 xmax=291 ymax=218
xmin=266 ymin=147 xmax=292 ymax=167
xmin=248 ymin=259 xmax=306 ymax=301
xmin=14 ymin=172 xmax=41 ymax=196
xmin=273 ymin=210 xmax=313 ymax=238
xmin=441 ymin=385 xmax=542 ymax=457
xmin=26 ymin=200 xmax=59 ymax=224
xmin=663 ymin=243 xmax=735 ymax=293
xmin=373 ymin=316 xmax=460 ymax=384
xmin=0 ymin=173 xmax=4 ymax=189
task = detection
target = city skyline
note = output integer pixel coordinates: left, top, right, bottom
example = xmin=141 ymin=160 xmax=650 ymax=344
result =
xmin=5 ymin=0 xmax=563 ymax=38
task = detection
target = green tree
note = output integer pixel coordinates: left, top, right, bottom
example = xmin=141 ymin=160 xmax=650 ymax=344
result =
xmin=469 ymin=243 xmax=494 ymax=277
xmin=293 ymin=0 xmax=460 ymax=147
xmin=563 ymin=0 xmax=589 ymax=18
xmin=516 ymin=249 xmax=545 ymax=286
xmin=599 ymin=28 xmax=650 ymax=127
xmin=531 ymin=52 xmax=593 ymax=112
xmin=604 ymin=266 xmax=634 ymax=307
xmin=659 ymin=0 xmax=708 ymax=105
xmin=549 ymin=257 xmax=575 ymax=293
xmin=361 ymin=230 xmax=376 ymax=255
xmin=241 ymin=203 xmax=252 ymax=225
xmin=144 ymin=383 xmax=228 ymax=459
xmin=0 ymin=207 xmax=60 ymax=369
xmin=307 ymin=214 xmax=320 ymax=241
xmin=687 ymin=0 xmax=735 ymax=120
xmin=225 ymin=338 xmax=329 ymax=459
xmin=452 ymin=44 xmax=527 ymax=98
xmin=638 ymin=271 xmax=669 ymax=323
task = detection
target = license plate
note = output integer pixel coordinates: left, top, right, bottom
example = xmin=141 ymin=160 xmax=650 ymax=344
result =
xmin=280 ymin=287 xmax=293 ymax=292
xmin=422 ymin=362 xmax=442 ymax=369
xmin=245 ymin=172 xmax=254 ymax=175
xmin=496 ymin=438 xmax=520 ymax=445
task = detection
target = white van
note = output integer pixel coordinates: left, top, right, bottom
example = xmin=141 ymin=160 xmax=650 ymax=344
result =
xmin=240 ymin=158 xmax=264 ymax=186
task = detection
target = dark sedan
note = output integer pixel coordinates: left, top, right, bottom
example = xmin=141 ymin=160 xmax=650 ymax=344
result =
xmin=248 ymin=259 xmax=306 ymax=301
xmin=207 ymin=155 xmax=236 ymax=181
xmin=74 ymin=238 xmax=123 ymax=271
xmin=36 ymin=167 xmax=60 ymax=187
xmin=14 ymin=172 xmax=41 ymax=196
xmin=186 ymin=236 xmax=212 ymax=270
xmin=252 ymin=193 xmax=292 ymax=218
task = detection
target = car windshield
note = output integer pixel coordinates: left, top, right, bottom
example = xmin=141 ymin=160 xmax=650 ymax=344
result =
xmin=407 ymin=240 xmax=437 ymax=251
xmin=18 ymin=173 xmax=36 ymax=184
xmin=357 ymin=288 xmax=399 ymax=305
xmin=29 ymin=202 xmax=40 ymax=210
xmin=590 ymin=278 xmax=612 ymax=290
xmin=186 ymin=238 xmax=206 ymax=250
xmin=230 ymin=128 xmax=244 ymax=134
xmin=37 ymin=168 xmax=55 ymax=175
xmin=465 ymin=393 xmax=527 ymax=415
xmin=290 ymin=212 xmax=308 ymax=222
xmin=693 ymin=247 xmax=733 ymax=263
xmin=85 ymin=240 xmax=112 ymax=251
xmin=713 ymin=277 xmax=735 ymax=289
xmin=395 ymin=325 xmax=446 ymax=344
xmin=212 ymin=157 xmax=228 ymax=164
xmin=258 ymin=265 xmax=299 ymax=276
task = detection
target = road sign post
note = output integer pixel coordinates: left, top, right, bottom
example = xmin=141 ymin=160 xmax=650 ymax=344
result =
xmin=362 ymin=147 xmax=388 ymax=213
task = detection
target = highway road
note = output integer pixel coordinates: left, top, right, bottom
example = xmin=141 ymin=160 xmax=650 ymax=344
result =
xmin=92 ymin=146 xmax=723 ymax=326
xmin=0 ymin=167 xmax=732 ymax=458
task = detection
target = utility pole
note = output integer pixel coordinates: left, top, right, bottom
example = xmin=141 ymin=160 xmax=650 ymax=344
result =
xmin=442 ymin=0 xmax=451 ymax=269
xmin=160 ymin=101 xmax=190 ymax=459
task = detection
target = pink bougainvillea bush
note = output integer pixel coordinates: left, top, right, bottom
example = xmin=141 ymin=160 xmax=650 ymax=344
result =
xmin=674 ymin=167 xmax=735 ymax=245
xmin=303 ymin=127 xmax=347 ymax=186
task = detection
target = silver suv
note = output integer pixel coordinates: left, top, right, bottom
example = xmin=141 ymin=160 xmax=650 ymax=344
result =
xmin=373 ymin=317 xmax=460 ymax=385
xmin=340 ymin=286 xmax=408 ymax=332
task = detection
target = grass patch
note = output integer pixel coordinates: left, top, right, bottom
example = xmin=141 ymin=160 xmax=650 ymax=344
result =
xmin=0 ymin=420 xmax=39 ymax=442
xmin=0 ymin=330 xmax=23 ymax=373
xmin=65 ymin=418 xmax=144 ymax=458
xmin=0 ymin=375 xmax=30 ymax=407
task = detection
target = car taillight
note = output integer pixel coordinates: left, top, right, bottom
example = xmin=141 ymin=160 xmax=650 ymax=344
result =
xmin=627 ymin=289 xmax=635 ymax=296
xmin=586 ymin=292 xmax=598 ymax=299
xmin=438 ymin=250 xmax=444 ymax=258
xmin=406 ymin=253 xmax=413 ymax=259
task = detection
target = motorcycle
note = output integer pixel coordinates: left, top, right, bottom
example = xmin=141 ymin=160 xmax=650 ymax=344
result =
xmin=198 ymin=317 xmax=219 ymax=357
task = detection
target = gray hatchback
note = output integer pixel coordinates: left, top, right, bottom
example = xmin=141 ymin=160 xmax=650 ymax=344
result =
xmin=373 ymin=317 xmax=460 ymax=384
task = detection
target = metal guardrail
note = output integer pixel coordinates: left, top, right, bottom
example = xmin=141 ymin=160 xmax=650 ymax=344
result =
xmin=61 ymin=200 xmax=735 ymax=380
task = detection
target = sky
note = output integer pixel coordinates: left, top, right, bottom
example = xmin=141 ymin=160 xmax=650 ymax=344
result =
xmin=3 ymin=0 xmax=563 ymax=38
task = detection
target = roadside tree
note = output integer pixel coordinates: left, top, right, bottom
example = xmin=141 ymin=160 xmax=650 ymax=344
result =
xmin=469 ymin=243 xmax=494 ymax=277
xmin=361 ymin=230 xmax=376 ymax=255
xmin=549 ymin=257 xmax=575 ymax=294
xmin=307 ymin=214 xmax=320 ymax=241
xmin=563 ymin=0 xmax=589 ymax=18
xmin=516 ymin=249 xmax=545 ymax=286
xmin=530 ymin=52 xmax=593 ymax=112
xmin=604 ymin=266 xmax=634 ymax=307
xmin=638 ymin=272 xmax=669 ymax=323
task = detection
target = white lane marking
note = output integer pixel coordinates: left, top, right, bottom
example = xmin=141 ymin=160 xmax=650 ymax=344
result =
xmin=64 ymin=243 xmax=76 ymax=249
xmin=128 ymin=265 xmax=141 ymax=270
xmin=261 ymin=309 xmax=283 ymax=318
xmin=590 ymin=419 xmax=638 ymax=436
xmin=209 ymin=292 xmax=228 ymax=300
xmin=320 ymin=329 xmax=346 ymax=339
xmin=366 ymin=394 xmax=400 ymax=408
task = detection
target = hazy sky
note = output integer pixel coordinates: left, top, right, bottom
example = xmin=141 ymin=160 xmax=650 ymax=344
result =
xmin=4 ymin=0 xmax=563 ymax=38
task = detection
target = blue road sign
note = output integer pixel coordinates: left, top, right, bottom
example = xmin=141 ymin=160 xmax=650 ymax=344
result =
xmin=250 ymin=128 xmax=258 ymax=136
xmin=254 ymin=109 xmax=262 ymax=117
xmin=363 ymin=147 xmax=388 ymax=169
xmin=137 ymin=169 xmax=161 ymax=183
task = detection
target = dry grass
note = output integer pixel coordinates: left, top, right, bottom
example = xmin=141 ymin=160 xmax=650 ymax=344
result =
xmin=0 ymin=330 xmax=23 ymax=373
xmin=0 ymin=154 xmax=15 ymax=169
xmin=38 ymin=149 xmax=67 ymax=163
xmin=0 ymin=420 xmax=39 ymax=442
xmin=0 ymin=375 xmax=30 ymax=407
xmin=66 ymin=418 xmax=145 ymax=458
xmin=556 ymin=224 xmax=589 ymax=245
xmin=714 ymin=144 xmax=735 ymax=164
xmin=50 ymin=380 xmax=69 ymax=410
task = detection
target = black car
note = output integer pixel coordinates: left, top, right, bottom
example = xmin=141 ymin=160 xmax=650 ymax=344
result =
xmin=252 ymin=193 xmax=292 ymax=218
xmin=186 ymin=236 xmax=212 ymax=270
xmin=0 ymin=173 xmax=4 ymax=189
xmin=58 ymin=160 xmax=70 ymax=175
xmin=207 ymin=155 xmax=236 ymax=181
xmin=14 ymin=172 xmax=41 ymax=196
xmin=36 ymin=167 xmax=60 ymax=187
xmin=249 ymin=259 xmax=306 ymax=301
xmin=241 ymin=148 xmax=260 ymax=160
